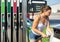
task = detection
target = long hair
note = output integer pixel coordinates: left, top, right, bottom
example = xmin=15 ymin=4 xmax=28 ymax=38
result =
xmin=40 ymin=5 xmax=51 ymax=14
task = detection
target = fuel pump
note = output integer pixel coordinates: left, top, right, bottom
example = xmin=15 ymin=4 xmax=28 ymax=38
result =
xmin=7 ymin=0 xmax=11 ymax=42
xmin=5 ymin=0 xmax=8 ymax=42
xmin=13 ymin=0 xmax=17 ymax=42
xmin=11 ymin=0 xmax=13 ymax=42
xmin=1 ymin=0 xmax=5 ymax=42
xmin=17 ymin=0 xmax=19 ymax=42
xmin=0 ymin=0 xmax=1 ymax=42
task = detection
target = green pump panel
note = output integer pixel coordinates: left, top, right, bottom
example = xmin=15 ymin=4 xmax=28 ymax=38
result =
xmin=7 ymin=0 xmax=11 ymax=13
xmin=1 ymin=0 xmax=5 ymax=14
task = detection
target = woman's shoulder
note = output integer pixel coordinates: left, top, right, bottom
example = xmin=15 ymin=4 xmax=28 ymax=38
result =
xmin=34 ymin=15 xmax=40 ymax=20
xmin=34 ymin=13 xmax=41 ymax=20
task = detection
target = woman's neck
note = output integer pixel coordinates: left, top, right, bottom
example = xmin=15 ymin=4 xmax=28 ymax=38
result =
xmin=40 ymin=13 xmax=46 ymax=17
xmin=40 ymin=13 xmax=48 ymax=19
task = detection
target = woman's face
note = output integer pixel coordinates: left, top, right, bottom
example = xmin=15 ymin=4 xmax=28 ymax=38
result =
xmin=44 ymin=10 xmax=51 ymax=16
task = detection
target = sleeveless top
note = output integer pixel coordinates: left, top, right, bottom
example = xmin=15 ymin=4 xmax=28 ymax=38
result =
xmin=31 ymin=16 xmax=48 ymax=35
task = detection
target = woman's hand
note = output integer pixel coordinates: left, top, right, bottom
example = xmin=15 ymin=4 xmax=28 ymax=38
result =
xmin=42 ymin=34 xmax=48 ymax=38
xmin=48 ymin=28 xmax=53 ymax=34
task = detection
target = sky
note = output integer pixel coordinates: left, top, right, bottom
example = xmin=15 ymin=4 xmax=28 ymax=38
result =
xmin=46 ymin=0 xmax=60 ymax=5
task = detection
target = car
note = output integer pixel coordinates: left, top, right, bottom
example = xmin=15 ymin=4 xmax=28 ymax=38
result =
xmin=47 ymin=24 xmax=60 ymax=42
xmin=26 ymin=18 xmax=33 ymax=29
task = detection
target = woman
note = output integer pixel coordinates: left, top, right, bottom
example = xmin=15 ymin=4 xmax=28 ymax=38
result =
xmin=29 ymin=5 xmax=53 ymax=42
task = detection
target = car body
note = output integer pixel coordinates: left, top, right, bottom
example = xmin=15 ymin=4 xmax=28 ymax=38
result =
xmin=50 ymin=24 xmax=60 ymax=42
xmin=26 ymin=19 xmax=33 ymax=29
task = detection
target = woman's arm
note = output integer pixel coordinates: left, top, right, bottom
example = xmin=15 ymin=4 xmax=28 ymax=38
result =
xmin=46 ymin=18 xmax=53 ymax=34
xmin=32 ymin=15 xmax=47 ymax=37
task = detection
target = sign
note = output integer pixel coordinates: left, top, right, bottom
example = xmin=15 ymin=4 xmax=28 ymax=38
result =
xmin=27 ymin=1 xmax=47 ymax=13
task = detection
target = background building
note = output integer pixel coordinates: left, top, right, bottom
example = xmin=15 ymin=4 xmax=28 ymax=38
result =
xmin=51 ymin=3 xmax=60 ymax=13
